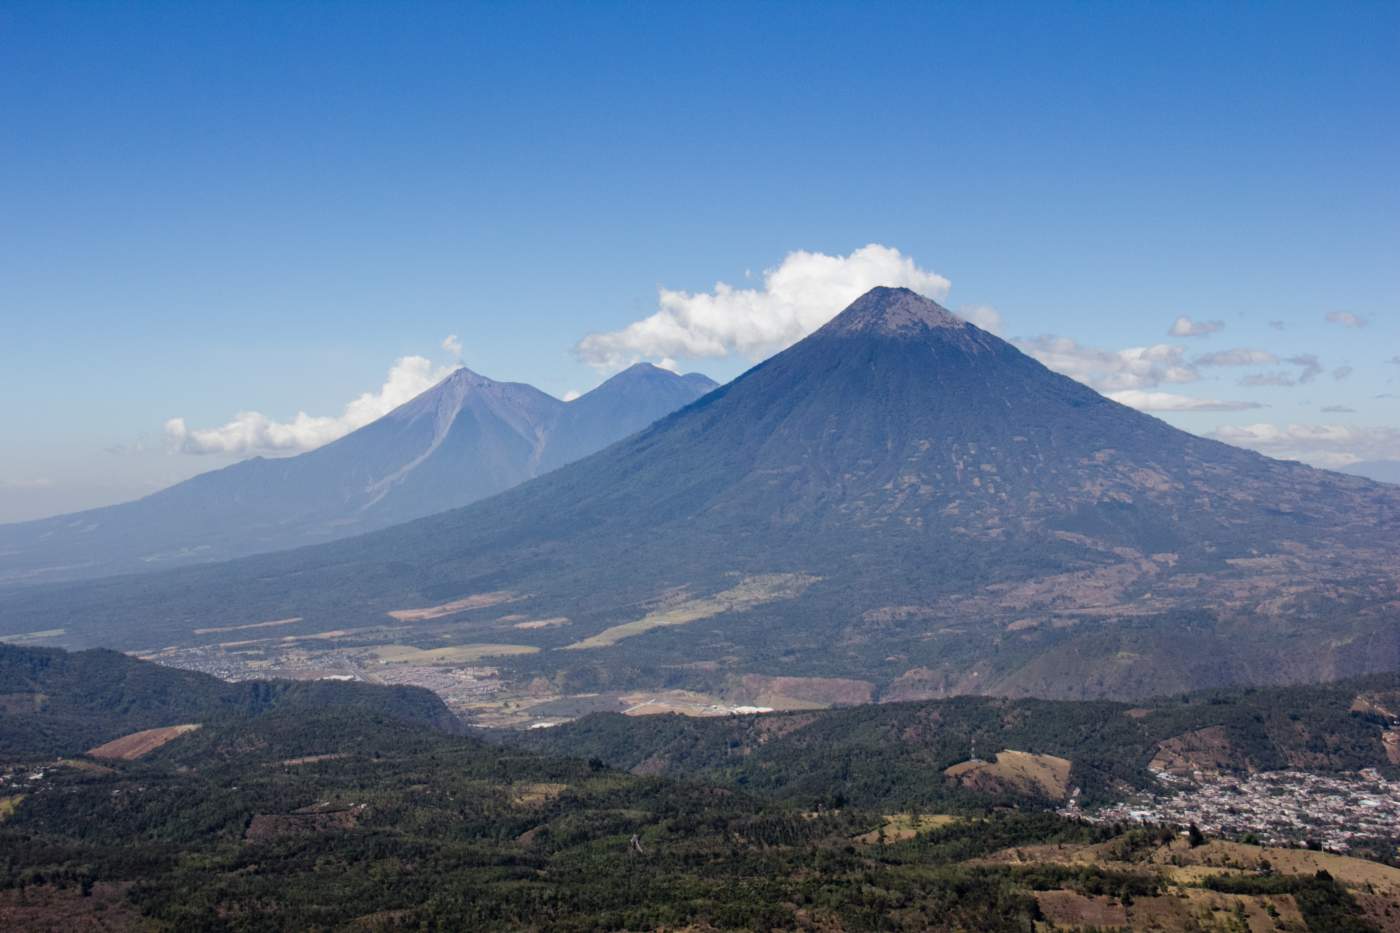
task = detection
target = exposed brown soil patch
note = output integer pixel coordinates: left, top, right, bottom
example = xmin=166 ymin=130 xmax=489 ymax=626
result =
xmin=0 ymin=882 xmax=145 ymax=931
xmin=1149 ymin=725 xmax=1250 ymax=774
xmin=1385 ymin=729 xmax=1400 ymax=766
xmin=739 ymin=674 xmax=874 ymax=708
xmin=1129 ymin=890 xmax=1302 ymax=932
xmin=1356 ymin=893 xmax=1400 ymax=933
xmin=86 ymin=723 xmax=201 ymax=761
xmin=1354 ymin=690 xmax=1400 ymax=721
xmin=881 ymin=667 xmax=961 ymax=702
xmin=245 ymin=804 xmax=364 ymax=841
xmin=944 ymin=749 xmax=1072 ymax=799
xmin=1034 ymin=890 xmax=1126 ymax=928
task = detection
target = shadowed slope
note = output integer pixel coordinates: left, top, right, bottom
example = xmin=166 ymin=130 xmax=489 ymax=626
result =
xmin=2 ymin=288 xmax=1397 ymax=699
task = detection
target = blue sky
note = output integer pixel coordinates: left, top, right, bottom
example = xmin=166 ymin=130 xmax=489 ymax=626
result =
xmin=2 ymin=1 xmax=1396 ymax=521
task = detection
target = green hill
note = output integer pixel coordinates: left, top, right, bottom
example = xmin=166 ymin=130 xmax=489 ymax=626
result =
xmin=0 ymin=644 xmax=460 ymax=758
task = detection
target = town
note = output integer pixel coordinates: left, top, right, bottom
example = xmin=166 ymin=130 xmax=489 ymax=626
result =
xmin=1068 ymin=767 xmax=1400 ymax=855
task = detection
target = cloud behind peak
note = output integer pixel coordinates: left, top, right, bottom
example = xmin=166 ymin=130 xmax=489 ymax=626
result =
xmin=574 ymin=244 xmax=951 ymax=370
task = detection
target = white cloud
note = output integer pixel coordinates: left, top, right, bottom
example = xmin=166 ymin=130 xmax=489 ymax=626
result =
xmin=442 ymin=334 xmax=463 ymax=359
xmin=1326 ymin=310 xmax=1368 ymax=328
xmin=1267 ymin=320 xmax=1286 ymax=331
xmin=1168 ymin=315 xmax=1224 ymax=337
xmin=1210 ymin=423 xmax=1400 ymax=467
xmin=1194 ymin=348 xmax=1280 ymax=367
xmin=1208 ymin=352 xmax=1322 ymax=387
xmin=561 ymin=389 xmax=582 ymax=402
xmin=574 ymin=244 xmax=951 ymax=370
xmin=1106 ymin=391 xmax=1263 ymax=412
xmin=960 ymin=305 xmax=1004 ymax=335
xmin=167 ymin=354 xmax=456 ymax=456
xmin=1014 ymin=336 xmax=1200 ymax=392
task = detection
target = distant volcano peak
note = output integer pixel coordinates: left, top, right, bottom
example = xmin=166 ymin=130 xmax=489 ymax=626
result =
xmin=818 ymin=286 xmax=966 ymax=337
xmin=443 ymin=366 xmax=497 ymax=387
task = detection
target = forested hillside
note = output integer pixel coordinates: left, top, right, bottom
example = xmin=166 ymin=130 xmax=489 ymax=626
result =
xmin=0 ymin=644 xmax=460 ymax=757
xmin=508 ymin=674 xmax=1400 ymax=808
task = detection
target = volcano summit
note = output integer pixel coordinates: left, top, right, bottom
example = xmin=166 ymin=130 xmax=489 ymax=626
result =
xmin=4 ymin=288 xmax=1397 ymax=702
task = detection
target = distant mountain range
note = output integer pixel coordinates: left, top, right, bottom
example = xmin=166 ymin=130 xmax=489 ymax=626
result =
xmin=0 ymin=363 xmax=715 ymax=584
xmin=1341 ymin=460 xmax=1400 ymax=485
xmin=2 ymin=288 xmax=1397 ymax=701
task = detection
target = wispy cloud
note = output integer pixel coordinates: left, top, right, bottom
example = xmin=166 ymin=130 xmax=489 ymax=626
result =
xmin=1286 ymin=354 xmax=1323 ymax=384
xmin=166 ymin=351 xmax=457 ymax=456
xmin=960 ymin=305 xmax=1004 ymax=335
xmin=1015 ymin=337 xmax=1199 ymax=392
xmin=442 ymin=334 xmax=463 ymax=360
xmin=1167 ymin=315 xmax=1223 ymax=337
xmin=1106 ymin=390 xmax=1263 ymax=412
xmin=1332 ymin=365 xmax=1353 ymax=381
xmin=1320 ymin=405 xmax=1356 ymax=413
xmin=1325 ymin=310 xmax=1369 ymax=328
xmin=1191 ymin=349 xmax=1321 ymax=387
xmin=1195 ymin=348 xmax=1279 ymax=367
xmin=574 ymin=244 xmax=951 ymax=370
xmin=1211 ymin=423 xmax=1400 ymax=467
xmin=1239 ymin=372 xmax=1298 ymax=387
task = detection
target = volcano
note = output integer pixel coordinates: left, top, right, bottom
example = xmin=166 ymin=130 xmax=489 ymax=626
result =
xmin=0 ymin=363 xmax=714 ymax=583
xmin=4 ymin=288 xmax=1397 ymax=700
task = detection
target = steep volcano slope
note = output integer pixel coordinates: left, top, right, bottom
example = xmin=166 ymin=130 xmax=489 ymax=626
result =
xmin=0 ymin=363 xmax=714 ymax=584
xmin=3 ymin=288 xmax=1397 ymax=698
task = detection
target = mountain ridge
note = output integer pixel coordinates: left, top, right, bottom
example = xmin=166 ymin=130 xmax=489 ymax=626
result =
xmin=2 ymin=288 xmax=1396 ymax=702
xmin=0 ymin=362 xmax=716 ymax=584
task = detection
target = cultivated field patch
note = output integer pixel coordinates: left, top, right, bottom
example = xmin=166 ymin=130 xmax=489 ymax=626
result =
xmin=513 ymin=617 xmax=571 ymax=630
xmin=0 ymin=795 xmax=24 ymax=822
xmin=369 ymin=643 xmax=538 ymax=664
xmin=194 ymin=616 xmax=303 ymax=635
xmin=853 ymin=813 xmax=957 ymax=844
xmin=739 ymin=674 xmax=875 ymax=708
xmin=387 ymin=592 xmax=515 ymax=622
xmin=86 ymin=723 xmax=202 ymax=761
xmin=0 ymin=628 xmax=65 ymax=644
xmin=511 ymin=782 xmax=569 ymax=807
xmin=563 ymin=574 xmax=817 ymax=650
